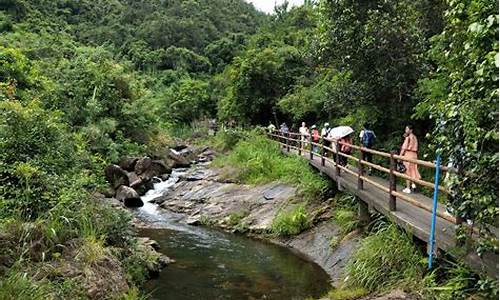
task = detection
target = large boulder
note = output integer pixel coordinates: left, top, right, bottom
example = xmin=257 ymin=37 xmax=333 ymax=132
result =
xmin=127 ymin=172 xmax=142 ymax=188
xmin=104 ymin=165 xmax=129 ymax=189
xmin=134 ymin=157 xmax=153 ymax=175
xmin=140 ymin=160 xmax=171 ymax=182
xmin=119 ymin=157 xmax=139 ymax=172
xmin=116 ymin=186 xmax=143 ymax=207
xmin=135 ymin=180 xmax=155 ymax=196
xmin=167 ymin=149 xmax=191 ymax=168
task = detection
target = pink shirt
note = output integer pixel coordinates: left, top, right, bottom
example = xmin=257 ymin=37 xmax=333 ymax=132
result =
xmin=401 ymin=133 xmax=418 ymax=154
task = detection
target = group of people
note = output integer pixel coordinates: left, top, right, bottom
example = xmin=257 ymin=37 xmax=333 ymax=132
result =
xmin=271 ymin=121 xmax=421 ymax=194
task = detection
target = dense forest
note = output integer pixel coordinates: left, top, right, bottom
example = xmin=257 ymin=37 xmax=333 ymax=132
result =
xmin=0 ymin=0 xmax=498 ymax=298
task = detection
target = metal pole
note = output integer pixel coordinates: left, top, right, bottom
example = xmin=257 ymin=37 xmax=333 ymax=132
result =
xmin=428 ymin=154 xmax=442 ymax=269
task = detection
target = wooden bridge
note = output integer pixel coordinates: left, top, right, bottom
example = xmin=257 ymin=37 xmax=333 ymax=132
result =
xmin=267 ymin=130 xmax=498 ymax=278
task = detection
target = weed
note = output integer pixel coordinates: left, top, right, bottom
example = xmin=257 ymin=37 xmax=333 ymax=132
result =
xmin=227 ymin=211 xmax=248 ymax=227
xmin=421 ymin=259 xmax=499 ymax=299
xmin=329 ymin=236 xmax=340 ymax=249
xmin=333 ymin=209 xmax=359 ymax=235
xmin=75 ymin=237 xmax=106 ymax=265
xmin=199 ymin=215 xmax=216 ymax=226
xmin=271 ymin=204 xmax=311 ymax=236
xmin=345 ymin=224 xmax=424 ymax=292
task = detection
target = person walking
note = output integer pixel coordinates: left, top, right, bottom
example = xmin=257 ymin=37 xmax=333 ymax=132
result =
xmin=299 ymin=122 xmax=309 ymax=150
xmin=321 ymin=122 xmax=332 ymax=156
xmin=400 ymin=125 xmax=421 ymax=193
xmin=339 ymin=134 xmax=353 ymax=166
xmin=311 ymin=125 xmax=320 ymax=153
xmin=267 ymin=122 xmax=276 ymax=133
xmin=359 ymin=123 xmax=376 ymax=174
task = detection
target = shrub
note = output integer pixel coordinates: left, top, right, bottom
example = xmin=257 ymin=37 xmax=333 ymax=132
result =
xmin=271 ymin=204 xmax=311 ymax=236
xmin=345 ymin=224 xmax=424 ymax=292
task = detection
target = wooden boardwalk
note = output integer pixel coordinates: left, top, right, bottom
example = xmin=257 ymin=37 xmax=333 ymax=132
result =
xmin=277 ymin=142 xmax=498 ymax=278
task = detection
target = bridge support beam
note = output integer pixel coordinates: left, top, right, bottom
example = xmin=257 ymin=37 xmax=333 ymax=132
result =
xmin=357 ymin=197 xmax=371 ymax=227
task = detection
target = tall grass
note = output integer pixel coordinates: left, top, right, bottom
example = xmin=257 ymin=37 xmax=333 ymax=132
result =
xmin=271 ymin=204 xmax=311 ymax=236
xmin=345 ymin=224 xmax=425 ymax=292
xmin=213 ymin=132 xmax=330 ymax=200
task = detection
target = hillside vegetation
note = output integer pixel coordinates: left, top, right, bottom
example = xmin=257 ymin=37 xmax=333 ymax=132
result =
xmin=0 ymin=0 xmax=498 ymax=298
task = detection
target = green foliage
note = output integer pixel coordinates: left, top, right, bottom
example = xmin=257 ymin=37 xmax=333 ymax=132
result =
xmin=208 ymin=129 xmax=248 ymax=152
xmin=345 ymin=224 xmax=425 ymax=292
xmin=159 ymin=77 xmax=213 ymax=123
xmin=213 ymin=132 xmax=330 ymax=199
xmin=421 ymin=260 xmax=498 ymax=299
xmin=0 ymin=272 xmax=86 ymax=300
xmin=325 ymin=287 xmax=368 ymax=300
xmin=333 ymin=209 xmax=359 ymax=236
xmin=227 ymin=211 xmax=248 ymax=227
xmin=414 ymin=0 xmax=499 ymax=252
xmin=316 ymin=0 xmax=429 ymax=134
xmin=271 ymin=204 xmax=311 ymax=237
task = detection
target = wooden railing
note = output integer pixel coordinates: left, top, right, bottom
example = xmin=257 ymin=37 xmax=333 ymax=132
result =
xmin=267 ymin=130 xmax=458 ymax=224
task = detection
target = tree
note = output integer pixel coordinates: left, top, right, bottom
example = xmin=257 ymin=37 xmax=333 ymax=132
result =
xmin=415 ymin=0 xmax=498 ymax=252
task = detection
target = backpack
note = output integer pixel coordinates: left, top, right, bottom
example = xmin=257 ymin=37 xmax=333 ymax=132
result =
xmin=362 ymin=130 xmax=375 ymax=148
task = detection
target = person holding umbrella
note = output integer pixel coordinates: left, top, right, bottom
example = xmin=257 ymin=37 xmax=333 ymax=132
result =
xmin=328 ymin=126 xmax=354 ymax=166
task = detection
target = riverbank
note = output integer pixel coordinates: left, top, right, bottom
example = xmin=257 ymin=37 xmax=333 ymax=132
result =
xmin=146 ymin=162 xmax=361 ymax=284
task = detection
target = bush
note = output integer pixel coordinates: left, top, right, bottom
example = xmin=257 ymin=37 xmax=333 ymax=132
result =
xmin=345 ymin=224 xmax=424 ymax=292
xmin=271 ymin=204 xmax=310 ymax=236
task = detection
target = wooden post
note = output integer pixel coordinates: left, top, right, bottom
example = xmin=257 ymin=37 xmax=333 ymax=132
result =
xmin=357 ymin=149 xmax=364 ymax=190
xmin=389 ymin=151 xmax=397 ymax=211
xmin=286 ymin=133 xmax=290 ymax=152
xmin=321 ymin=138 xmax=325 ymax=166
xmin=335 ymin=141 xmax=341 ymax=177
xmin=298 ymin=134 xmax=302 ymax=156
xmin=358 ymin=197 xmax=370 ymax=227
xmin=309 ymin=136 xmax=313 ymax=160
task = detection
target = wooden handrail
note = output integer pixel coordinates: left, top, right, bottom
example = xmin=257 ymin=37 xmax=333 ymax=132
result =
xmin=266 ymin=131 xmax=484 ymax=228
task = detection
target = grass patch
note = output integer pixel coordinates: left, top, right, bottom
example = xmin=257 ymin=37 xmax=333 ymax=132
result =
xmin=325 ymin=287 xmax=368 ymax=300
xmin=345 ymin=224 xmax=425 ymax=292
xmin=271 ymin=204 xmax=311 ymax=236
xmin=213 ymin=131 xmax=330 ymax=200
xmin=333 ymin=209 xmax=359 ymax=235
xmin=421 ymin=260 xmax=499 ymax=299
xmin=226 ymin=211 xmax=248 ymax=227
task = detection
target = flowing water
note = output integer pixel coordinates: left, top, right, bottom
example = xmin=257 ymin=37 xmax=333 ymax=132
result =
xmin=134 ymin=169 xmax=331 ymax=300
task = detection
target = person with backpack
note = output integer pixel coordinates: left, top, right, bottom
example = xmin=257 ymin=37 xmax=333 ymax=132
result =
xmin=311 ymin=125 xmax=320 ymax=153
xmin=359 ymin=123 xmax=376 ymax=174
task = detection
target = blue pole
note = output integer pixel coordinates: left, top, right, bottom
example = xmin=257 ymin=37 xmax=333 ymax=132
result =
xmin=428 ymin=154 xmax=442 ymax=269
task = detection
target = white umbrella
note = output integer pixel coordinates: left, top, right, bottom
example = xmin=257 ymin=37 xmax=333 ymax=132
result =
xmin=329 ymin=126 xmax=354 ymax=139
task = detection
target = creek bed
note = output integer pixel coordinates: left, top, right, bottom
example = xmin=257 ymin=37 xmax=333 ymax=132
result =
xmin=134 ymin=169 xmax=331 ymax=300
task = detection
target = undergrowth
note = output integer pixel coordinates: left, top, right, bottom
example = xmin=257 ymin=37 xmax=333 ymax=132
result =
xmin=213 ymin=131 xmax=330 ymax=200
xmin=345 ymin=223 xmax=425 ymax=292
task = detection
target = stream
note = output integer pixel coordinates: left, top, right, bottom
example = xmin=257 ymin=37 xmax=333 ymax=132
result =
xmin=133 ymin=169 xmax=331 ymax=300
